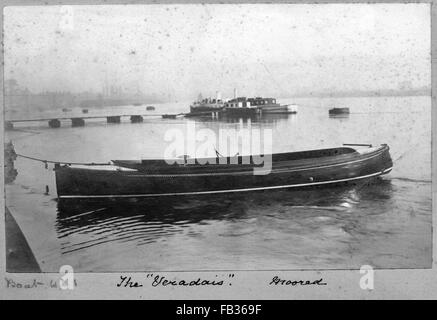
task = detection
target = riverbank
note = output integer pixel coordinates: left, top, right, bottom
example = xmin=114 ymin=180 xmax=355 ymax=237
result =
xmin=5 ymin=206 xmax=41 ymax=273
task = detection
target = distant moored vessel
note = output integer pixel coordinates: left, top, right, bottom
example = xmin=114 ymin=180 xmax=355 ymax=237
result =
xmin=329 ymin=107 xmax=350 ymax=115
xmin=189 ymin=92 xmax=225 ymax=116
xmin=224 ymin=89 xmax=298 ymax=116
xmin=188 ymin=89 xmax=298 ymax=117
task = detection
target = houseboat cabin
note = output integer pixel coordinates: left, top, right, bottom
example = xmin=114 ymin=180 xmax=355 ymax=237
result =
xmin=224 ymin=97 xmax=252 ymax=108
xmin=247 ymin=97 xmax=278 ymax=106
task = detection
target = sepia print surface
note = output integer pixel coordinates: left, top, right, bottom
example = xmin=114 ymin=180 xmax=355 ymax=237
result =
xmin=3 ymin=3 xmax=432 ymax=274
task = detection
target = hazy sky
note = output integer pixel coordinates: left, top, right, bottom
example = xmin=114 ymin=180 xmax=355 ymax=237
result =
xmin=4 ymin=3 xmax=431 ymax=100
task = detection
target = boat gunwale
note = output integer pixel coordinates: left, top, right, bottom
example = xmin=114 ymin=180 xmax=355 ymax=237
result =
xmin=112 ymin=145 xmax=374 ymax=167
xmin=58 ymin=145 xmax=390 ymax=177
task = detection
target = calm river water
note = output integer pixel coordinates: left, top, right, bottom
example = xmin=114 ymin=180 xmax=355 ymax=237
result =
xmin=5 ymin=95 xmax=432 ymax=271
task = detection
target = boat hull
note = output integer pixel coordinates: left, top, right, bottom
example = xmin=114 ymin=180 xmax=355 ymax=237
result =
xmin=224 ymin=107 xmax=258 ymax=116
xmin=329 ymin=107 xmax=350 ymax=115
xmin=257 ymin=104 xmax=297 ymax=114
xmin=55 ymin=145 xmax=393 ymax=199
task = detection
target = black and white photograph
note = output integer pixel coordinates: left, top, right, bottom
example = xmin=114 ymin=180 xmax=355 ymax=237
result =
xmin=2 ymin=1 xmax=432 ymax=283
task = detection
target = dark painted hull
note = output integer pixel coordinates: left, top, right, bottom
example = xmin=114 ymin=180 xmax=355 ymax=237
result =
xmin=55 ymin=145 xmax=393 ymax=199
xmin=329 ymin=108 xmax=350 ymax=115
xmin=257 ymin=104 xmax=289 ymax=113
xmin=189 ymin=106 xmax=224 ymax=113
xmin=223 ymin=107 xmax=258 ymax=117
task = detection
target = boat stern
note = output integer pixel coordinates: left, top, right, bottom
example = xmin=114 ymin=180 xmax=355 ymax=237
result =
xmin=379 ymin=144 xmax=393 ymax=175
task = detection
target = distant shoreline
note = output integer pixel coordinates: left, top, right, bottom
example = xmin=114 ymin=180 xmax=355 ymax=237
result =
xmin=288 ymin=89 xmax=431 ymax=99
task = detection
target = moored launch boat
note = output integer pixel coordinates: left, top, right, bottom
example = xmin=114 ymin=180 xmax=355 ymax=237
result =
xmin=329 ymin=107 xmax=350 ymax=115
xmin=54 ymin=144 xmax=393 ymax=199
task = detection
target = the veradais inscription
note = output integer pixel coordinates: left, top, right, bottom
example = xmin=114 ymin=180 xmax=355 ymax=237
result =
xmin=116 ymin=273 xmax=235 ymax=288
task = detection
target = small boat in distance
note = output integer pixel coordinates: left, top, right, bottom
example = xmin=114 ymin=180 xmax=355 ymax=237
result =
xmin=62 ymin=108 xmax=72 ymax=112
xmin=82 ymin=109 xmax=89 ymax=114
xmin=146 ymin=106 xmax=155 ymax=111
xmin=329 ymin=107 xmax=350 ymax=115
xmin=54 ymin=144 xmax=393 ymax=199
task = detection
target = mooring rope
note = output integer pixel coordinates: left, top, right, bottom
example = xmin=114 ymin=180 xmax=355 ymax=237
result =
xmin=16 ymin=153 xmax=112 ymax=166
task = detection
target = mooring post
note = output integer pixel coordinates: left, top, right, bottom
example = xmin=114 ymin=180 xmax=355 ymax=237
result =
xmin=4 ymin=121 xmax=14 ymax=130
xmin=4 ymin=141 xmax=18 ymax=184
xmin=130 ymin=115 xmax=143 ymax=123
xmin=48 ymin=119 xmax=61 ymax=128
xmin=107 ymin=116 xmax=121 ymax=123
xmin=71 ymin=118 xmax=85 ymax=127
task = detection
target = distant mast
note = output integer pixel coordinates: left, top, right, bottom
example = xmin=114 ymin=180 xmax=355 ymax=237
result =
xmin=234 ymin=88 xmax=238 ymax=99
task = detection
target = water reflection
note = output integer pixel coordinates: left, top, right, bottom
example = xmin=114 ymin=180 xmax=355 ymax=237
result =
xmin=185 ymin=113 xmax=296 ymax=125
xmin=55 ymin=177 xmax=393 ymax=254
xmin=328 ymin=114 xmax=350 ymax=120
